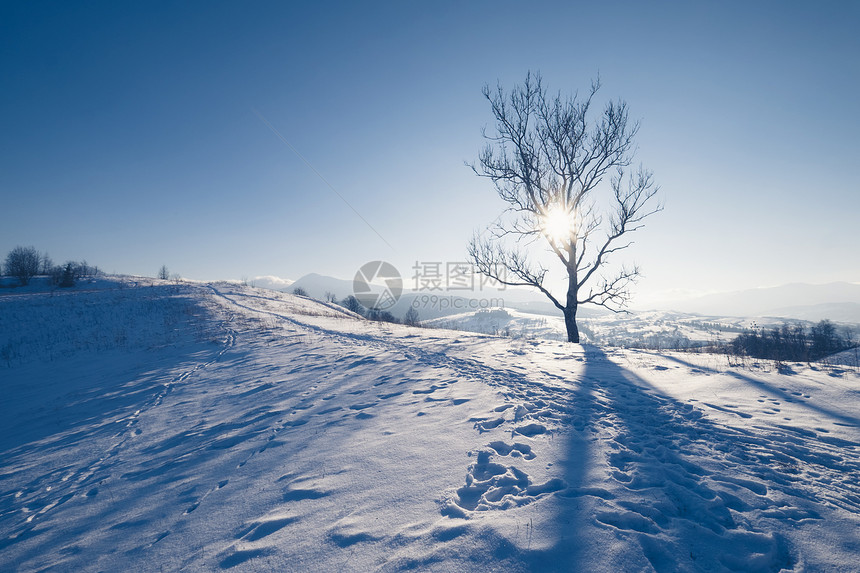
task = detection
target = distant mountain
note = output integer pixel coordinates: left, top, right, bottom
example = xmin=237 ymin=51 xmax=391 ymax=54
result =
xmin=662 ymin=282 xmax=860 ymax=322
xmin=288 ymin=272 xmax=610 ymax=320
xmin=251 ymin=275 xmax=294 ymax=291
xmin=289 ymin=273 xmax=352 ymax=299
xmin=763 ymin=302 xmax=860 ymax=324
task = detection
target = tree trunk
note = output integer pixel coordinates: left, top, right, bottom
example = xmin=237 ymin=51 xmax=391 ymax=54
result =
xmin=564 ymin=264 xmax=580 ymax=343
xmin=563 ymin=305 xmax=580 ymax=343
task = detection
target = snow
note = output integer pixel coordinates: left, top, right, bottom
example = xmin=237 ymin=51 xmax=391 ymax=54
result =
xmin=2 ymin=279 xmax=859 ymax=571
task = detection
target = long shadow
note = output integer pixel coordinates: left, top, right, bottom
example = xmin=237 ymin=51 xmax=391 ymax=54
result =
xmin=0 ymin=284 xmax=224 ymax=455
xmin=0 ymin=287 xmax=243 ymax=567
xmin=656 ymin=352 xmax=860 ymax=427
xmin=524 ymin=351 xmax=600 ymax=571
xmin=547 ymin=346 xmax=805 ymax=572
xmin=0 ymin=343 xmax=233 ymax=557
xmin=0 ymin=348 xmax=212 ymax=457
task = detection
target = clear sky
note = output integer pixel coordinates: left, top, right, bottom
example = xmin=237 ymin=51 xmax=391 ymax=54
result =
xmin=2 ymin=1 xmax=858 ymax=306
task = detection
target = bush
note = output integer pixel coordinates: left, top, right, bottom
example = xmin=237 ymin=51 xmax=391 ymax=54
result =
xmin=292 ymin=286 xmax=309 ymax=297
xmin=729 ymin=320 xmax=854 ymax=363
xmin=341 ymin=295 xmax=365 ymax=315
xmin=49 ymin=260 xmax=100 ymax=286
xmin=367 ymin=309 xmax=398 ymax=323
xmin=59 ymin=263 xmax=76 ymax=288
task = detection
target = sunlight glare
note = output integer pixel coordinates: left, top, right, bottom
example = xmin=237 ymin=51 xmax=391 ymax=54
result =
xmin=540 ymin=204 xmax=575 ymax=245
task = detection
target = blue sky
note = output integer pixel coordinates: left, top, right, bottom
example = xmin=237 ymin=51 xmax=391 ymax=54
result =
xmin=2 ymin=1 xmax=858 ymax=306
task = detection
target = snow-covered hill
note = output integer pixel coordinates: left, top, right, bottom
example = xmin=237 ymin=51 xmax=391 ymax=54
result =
xmin=424 ymin=307 xmax=852 ymax=351
xmin=2 ymin=279 xmax=859 ymax=571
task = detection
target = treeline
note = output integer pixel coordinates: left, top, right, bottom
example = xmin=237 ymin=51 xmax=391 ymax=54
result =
xmin=729 ymin=320 xmax=855 ymax=363
xmin=2 ymin=245 xmax=99 ymax=288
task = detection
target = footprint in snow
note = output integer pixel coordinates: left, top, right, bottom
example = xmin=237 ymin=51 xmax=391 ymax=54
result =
xmin=378 ymin=391 xmax=403 ymax=399
xmin=218 ymin=547 xmax=276 ymax=569
xmin=327 ymin=517 xmax=380 ymax=547
xmin=486 ymin=440 xmax=536 ymax=460
xmin=349 ymin=402 xmax=376 ymax=410
xmin=316 ymin=406 xmax=342 ymax=415
xmin=413 ymin=385 xmax=441 ymax=395
xmin=442 ymin=450 xmax=565 ymax=518
xmin=473 ymin=417 xmax=505 ymax=432
xmin=282 ymin=486 xmax=329 ymax=502
xmin=514 ymin=423 xmax=547 ymax=437
xmin=238 ymin=516 xmax=298 ymax=542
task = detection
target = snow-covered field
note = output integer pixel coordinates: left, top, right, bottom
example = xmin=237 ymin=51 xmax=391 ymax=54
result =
xmin=2 ymin=280 xmax=859 ymax=571
xmin=426 ymin=307 xmax=860 ymax=353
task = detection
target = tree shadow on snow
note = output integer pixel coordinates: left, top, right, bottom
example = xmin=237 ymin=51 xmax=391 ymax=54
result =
xmin=546 ymin=346 xmax=807 ymax=572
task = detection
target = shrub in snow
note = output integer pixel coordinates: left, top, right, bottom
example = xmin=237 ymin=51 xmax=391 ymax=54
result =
xmin=341 ymin=295 xmax=365 ymax=315
xmin=59 ymin=263 xmax=76 ymax=288
xmin=367 ymin=309 xmax=398 ymax=324
xmin=403 ymin=306 xmax=420 ymax=326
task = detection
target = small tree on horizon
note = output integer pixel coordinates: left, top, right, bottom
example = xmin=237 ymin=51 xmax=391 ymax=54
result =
xmin=59 ymin=262 xmax=76 ymax=288
xmin=158 ymin=265 xmax=170 ymax=280
xmin=41 ymin=253 xmax=54 ymax=275
xmin=404 ymin=306 xmax=420 ymax=327
xmin=468 ymin=73 xmax=662 ymax=343
xmin=5 ymin=246 xmax=42 ymax=286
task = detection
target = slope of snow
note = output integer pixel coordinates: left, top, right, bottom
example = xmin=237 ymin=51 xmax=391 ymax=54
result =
xmin=2 ymin=280 xmax=859 ymax=571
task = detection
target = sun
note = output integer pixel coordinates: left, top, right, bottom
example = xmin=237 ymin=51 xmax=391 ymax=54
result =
xmin=539 ymin=204 xmax=575 ymax=245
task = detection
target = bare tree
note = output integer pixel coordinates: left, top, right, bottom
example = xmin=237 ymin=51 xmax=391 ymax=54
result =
xmin=403 ymin=306 xmax=420 ymax=327
xmin=158 ymin=265 xmax=170 ymax=280
xmin=469 ymin=73 xmax=661 ymax=343
xmin=41 ymin=252 xmax=54 ymax=275
xmin=5 ymin=246 xmax=42 ymax=286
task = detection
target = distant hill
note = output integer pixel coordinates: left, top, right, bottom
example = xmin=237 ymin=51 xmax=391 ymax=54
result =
xmin=250 ymin=275 xmax=294 ymax=291
xmin=288 ymin=272 xmax=609 ymax=320
xmin=661 ymin=282 xmax=860 ymax=322
xmin=763 ymin=302 xmax=860 ymax=324
xmin=289 ymin=273 xmax=351 ymax=299
xmin=251 ymin=274 xmax=860 ymax=324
